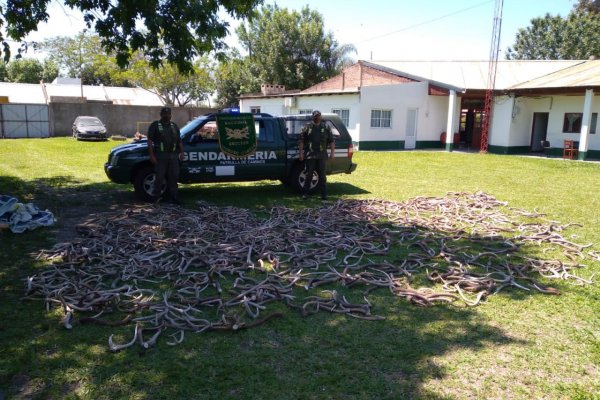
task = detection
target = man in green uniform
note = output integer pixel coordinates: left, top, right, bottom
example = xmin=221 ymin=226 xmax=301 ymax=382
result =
xmin=147 ymin=107 xmax=184 ymax=204
xmin=298 ymin=110 xmax=335 ymax=200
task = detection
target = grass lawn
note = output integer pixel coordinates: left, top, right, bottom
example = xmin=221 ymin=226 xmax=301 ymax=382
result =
xmin=1 ymin=138 xmax=599 ymax=399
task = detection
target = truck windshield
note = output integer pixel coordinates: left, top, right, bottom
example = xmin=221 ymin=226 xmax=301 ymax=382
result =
xmin=180 ymin=115 xmax=274 ymax=141
xmin=180 ymin=117 xmax=210 ymax=137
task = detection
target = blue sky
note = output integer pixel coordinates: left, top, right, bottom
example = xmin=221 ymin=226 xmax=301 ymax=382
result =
xmin=266 ymin=0 xmax=575 ymax=60
xmin=21 ymin=0 xmax=576 ymax=61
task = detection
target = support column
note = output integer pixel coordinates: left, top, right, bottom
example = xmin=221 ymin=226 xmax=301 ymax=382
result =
xmin=578 ymin=89 xmax=594 ymax=160
xmin=445 ymin=90 xmax=457 ymax=152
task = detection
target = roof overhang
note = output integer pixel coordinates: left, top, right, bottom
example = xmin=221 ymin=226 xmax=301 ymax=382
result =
xmin=510 ymin=86 xmax=600 ymax=96
xmin=239 ymin=89 xmax=358 ymax=100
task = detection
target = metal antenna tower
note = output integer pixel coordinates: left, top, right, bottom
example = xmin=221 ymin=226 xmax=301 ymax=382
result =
xmin=480 ymin=0 xmax=504 ymax=153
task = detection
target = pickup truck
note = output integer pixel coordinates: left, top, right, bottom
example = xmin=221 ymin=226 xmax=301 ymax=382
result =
xmin=104 ymin=113 xmax=357 ymax=201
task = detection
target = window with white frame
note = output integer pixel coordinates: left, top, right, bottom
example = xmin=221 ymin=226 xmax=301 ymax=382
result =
xmin=299 ymin=109 xmax=313 ymax=115
xmin=370 ymin=109 xmax=392 ymax=128
xmin=250 ymin=106 xmax=261 ymax=114
xmin=332 ymin=108 xmax=349 ymax=126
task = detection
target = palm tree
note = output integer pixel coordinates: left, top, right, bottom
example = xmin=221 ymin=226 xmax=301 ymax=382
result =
xmin=322 ymin=36 xmax=357 ymax=77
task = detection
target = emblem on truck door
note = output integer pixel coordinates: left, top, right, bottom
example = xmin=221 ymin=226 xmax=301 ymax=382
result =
xmin=225 ymin=127 xmax=250 ymax=140
xmin=216 ymin=113 xmax=257 ymax=158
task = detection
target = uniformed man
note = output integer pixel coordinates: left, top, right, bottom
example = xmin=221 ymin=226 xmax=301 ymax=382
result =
xmin=147 ymin=107 xmax=184 ymax=204
xmin=298 ymin=110 xmax=335 ymax=200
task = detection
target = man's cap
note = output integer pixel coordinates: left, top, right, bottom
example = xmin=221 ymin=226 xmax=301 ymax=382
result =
xmin=160 ymin=107 xmax=172 ymax=114
xmin=312 ymin=110 xmax=321 ymax=117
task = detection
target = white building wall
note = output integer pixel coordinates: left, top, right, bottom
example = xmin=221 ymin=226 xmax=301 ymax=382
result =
xmin=506 ymin=94 xmax=600 ymax=150
xmin=507 ymin=96 xmax=534 ymax=147
xmin=295 ymin=94 xmax=361 ymax=142
xmin=507 ymin=96 xmax=550 ymax=148
xmin=239 ymin=97 xmax=286 ymax=117
xmin=427 ymin=95 xmax=458 ymax=142
xmin=360 ymin=82 xmax=443 ymax=143
xmin=240 ymin=94 xmax=361 ymax=142
xmin=489 ymin=95 xmax=515 ymax=147
xmin=240 ymin=87 xmax=600 ymax=153
xmin=547 ymin=95 xmax=599 ymax=151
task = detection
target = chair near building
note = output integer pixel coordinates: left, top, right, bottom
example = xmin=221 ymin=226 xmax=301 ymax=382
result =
xmin=540 ymin=140 xmax=551 ymax=156
xmin=563 ymin=140 xmax=578 ymax=159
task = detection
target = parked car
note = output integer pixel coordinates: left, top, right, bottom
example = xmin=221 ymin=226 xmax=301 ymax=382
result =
xmin=72 ymin=116 xmax=108 ymax=140
xmin=104 ymin=112 xmax=357 ymax=201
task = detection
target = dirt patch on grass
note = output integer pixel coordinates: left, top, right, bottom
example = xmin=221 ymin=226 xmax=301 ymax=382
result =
xmin=44 ymin=188 xmax=139 ymax=244
xmin=10 ymin=374 xmax=46 ymax=399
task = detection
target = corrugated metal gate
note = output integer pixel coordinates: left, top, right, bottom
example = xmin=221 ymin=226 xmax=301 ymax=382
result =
xmin=0 ymin=104 xmax=50 ymax=138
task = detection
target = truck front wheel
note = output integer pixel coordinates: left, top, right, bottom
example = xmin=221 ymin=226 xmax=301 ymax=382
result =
xmin=291 ymin=163 xmax=319 ymax=194
xmin=133 ymin=165 xmax=162 ymax=202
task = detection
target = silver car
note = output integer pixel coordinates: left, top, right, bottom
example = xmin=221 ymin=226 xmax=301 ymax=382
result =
xmin=72 ymin=116 xmax=108 ymax=140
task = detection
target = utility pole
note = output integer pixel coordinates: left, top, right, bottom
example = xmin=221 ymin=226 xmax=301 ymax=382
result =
xmin=79 ymin=29 xmax=87 ymax=101
xmin=480 ymin=0 xmax=503 ymax=153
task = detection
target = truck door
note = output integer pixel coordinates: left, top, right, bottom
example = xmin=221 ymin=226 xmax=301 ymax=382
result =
xmin=283 ymin=115 xmax=352 ymax=175
xmin=234 ymin=118 xmax=287 ymax=180
xmin=179 ymin=120 xmax=221 ymax=183
xmin=324 ymin=120 xmax=348 ymax=173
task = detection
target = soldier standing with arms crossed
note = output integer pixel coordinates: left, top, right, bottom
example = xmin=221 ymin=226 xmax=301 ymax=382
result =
xmin=147 ymin=107 xmax=185 ymax=204
xmin=298 ymin=110 xmax=335 ymax=200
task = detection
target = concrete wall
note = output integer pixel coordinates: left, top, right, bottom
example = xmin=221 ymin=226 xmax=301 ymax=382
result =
xmin=439 ymin=94 xmax=461 ymax=143
xmin=50 ymin=102 xmax=216 ymax=137
xmin=239 ymin=87 xmax=600 ymax=153
xmin=239 ymin=97 xmax=286 ymax=117
xmin=495 ymin=93 xmax=600 ymax=150
xmin=545 ymin=94 xmax=599 ymax=150
xmin=509 ymin=96 xmax=537 ymax=147
xmin=239 ymin=85 xmax=453 ymax=148
xmin=240 ymin=93 xmax=362 ymax=142
xmin=295 ymin=94 xmax=361 ymax=141
xmin=489 ymin=95 xmax=515 ymax=147
xmin=360 ymin=82 xmax=449 ymax=143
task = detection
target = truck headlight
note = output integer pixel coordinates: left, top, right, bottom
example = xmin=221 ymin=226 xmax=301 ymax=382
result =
xmin=110 ymin=155 xmax=119 ymax=166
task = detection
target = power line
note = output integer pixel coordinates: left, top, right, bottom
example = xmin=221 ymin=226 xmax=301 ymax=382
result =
xmin=358 ymin=0 xmax=494 ymax=43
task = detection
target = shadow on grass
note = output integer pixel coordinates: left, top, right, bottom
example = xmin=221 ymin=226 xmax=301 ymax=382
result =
xmin=0 ymin=290 xmax=520 ymax=399
xmin=179 ymin=180 xmax=371 ymax=209
xmin=0 ymin=174 xmax=573 ymax=399
xmin=0 ymin=175 xmax=369 ymax=210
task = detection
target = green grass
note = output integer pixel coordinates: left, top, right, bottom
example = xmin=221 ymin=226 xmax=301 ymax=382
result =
xmin=1 ymin=139 xmax=599 ymax=399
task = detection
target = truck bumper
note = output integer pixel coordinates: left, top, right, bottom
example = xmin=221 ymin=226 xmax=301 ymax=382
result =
xmin=104 ymin=163 xmax=130 ymax=184
xmin=345 ymin=163 xmax=357 ymax=174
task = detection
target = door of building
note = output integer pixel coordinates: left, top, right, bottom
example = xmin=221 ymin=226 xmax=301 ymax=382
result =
xmin=405 ymin=108 xmax=418 ymax=149
xmin=460 ymin=98 xmax=485 ymax=150
xmin=530 ymin=112 xmax=549 ymax=152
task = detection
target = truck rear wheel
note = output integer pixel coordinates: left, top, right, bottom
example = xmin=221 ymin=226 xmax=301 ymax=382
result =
xmin=133 ymin=165 xmax=162 ymax=202
xmin=291 ymin=163 xmax=319 ymax=194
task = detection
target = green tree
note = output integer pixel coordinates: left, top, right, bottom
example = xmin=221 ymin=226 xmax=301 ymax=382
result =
xmin=214 ymin=50 xmax=260 ymax=107
xmin=506 ymin=1 xmax=599 ymax=60
xmin=6 ymin=58 xmax=44 ymax=83
xmin=40 ymin=32 xmax=132 ymax=85
xmin=40 ymin=32 xmax=103 ymax=79
xmin=40 ymin=31 xmax=213 ymax=101
xmin=41 ymin=58 xmax=58 ymax=82
xmin=236 ymin=4 xmax=356 ymax=90
xmin=1 ymin=0 xmax=263 ymax=71
xmin=573 ymin=0 xmax=600 ymax=14
xmin=126 ymin=56 xmax=215 ymax=106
